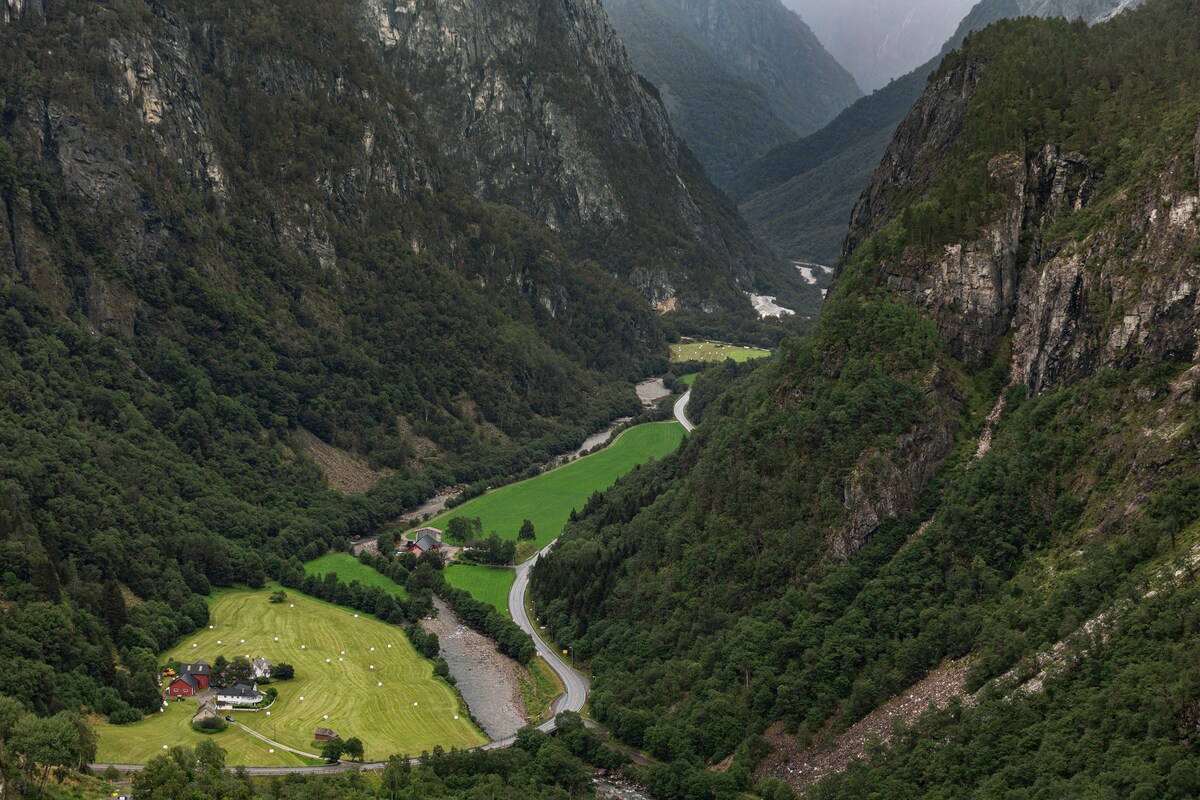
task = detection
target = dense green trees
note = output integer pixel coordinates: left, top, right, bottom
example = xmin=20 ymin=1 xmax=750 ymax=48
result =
xmin=125 ymin=717 xmax=624 ymax=799
xmin=0 ymin=696 xmax=96 ymax=798
xmin=531 ymin=4 xmax=1200 ymax=797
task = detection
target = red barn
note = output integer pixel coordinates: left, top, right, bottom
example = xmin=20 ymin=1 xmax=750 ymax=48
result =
xmin=168 ymin=673 xmax=200 ymax=696
xmin=178 ymin=661 xmax=211 ymax=690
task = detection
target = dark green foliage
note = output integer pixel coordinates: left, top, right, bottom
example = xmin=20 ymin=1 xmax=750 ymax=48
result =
xmin=445 ymin=517 xmax=483 ymax=543
xmin=811 ymin=581 xmax=1200 ymax=800
xmin=0 ymin=698 xmax=97 ymax=798
xmin=531 ymin=6 xmax=1200 ymax=795
xmin=272 ymin=663 xmax=294 ymax=681
xmin=294 ymin=568 xmax=424 ymax=626
xmin=518 ymin=520 xmax=536 ymax=541
xmin=320 ymin=738 xmax=344 ymax=764
xmin=0 ymin=0 xmax=664 ymax=720
xmin=341 ymin=736 xmax=364 ymax=763
xmin=914 ymin=2 xmax=1200 ymax=251
xmin=191 ymin=716 xmax=227 ymax=734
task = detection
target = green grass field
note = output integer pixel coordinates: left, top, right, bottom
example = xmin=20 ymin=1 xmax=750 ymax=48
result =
xmin=670 ymin=340 xmax=771 ymax=363
xmin=95 ymin=696 xmax=316 ymax=768
xmin=304 ymin=552 xmax=409 ymax=599
xmin=417 ymin=422 xmax=683 ymax=550
xmin=443 ymin=565 xmax=514 ymax=614
xmin=95 ymin=584 xmax=484 ymax=766
xmin=680 ymin=372 xmax=699 ymax=386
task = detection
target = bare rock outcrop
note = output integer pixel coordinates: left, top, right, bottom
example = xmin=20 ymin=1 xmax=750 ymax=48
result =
xmin=846 ymin=59 xmax=1199 ymax=388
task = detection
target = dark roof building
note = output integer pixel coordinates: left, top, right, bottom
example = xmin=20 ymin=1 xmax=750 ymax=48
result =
xmin=174 ymin=661 xmax=211 ymax=690
xmin=409 ymin=533 xmax=443 ymax=553
xmin=314 ymin=727 xmax=338 ymax=741
xmin=216 ymin=682 xmax=264 ymax=706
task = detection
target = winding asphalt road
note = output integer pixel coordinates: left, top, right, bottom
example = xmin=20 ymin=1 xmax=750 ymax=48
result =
xmin=508 ymin=541 xmax=591 ymax=731
xmin=674 ymin=390 xmax=696 ymax=432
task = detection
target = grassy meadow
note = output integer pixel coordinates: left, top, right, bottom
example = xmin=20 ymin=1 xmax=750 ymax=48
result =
xmin=304 ymin=552 xmax=409 ymax=599
xmin=95 ymin=696 xmax=316 ymax=768
xmin=443 ymin=565 xmax=514 ymax=614
xmin=680 ymin=372 xmax=699 ymax=386
xmin=417 ymin=422 xmax=683 ymax=550
xmin=670 ymin=340 xmax=771 ymax=363
xmin=95 ymin=584 xmax=484 ymax=766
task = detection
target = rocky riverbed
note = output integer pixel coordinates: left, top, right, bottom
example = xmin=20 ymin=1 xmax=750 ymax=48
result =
xmin=422 ymin=598 xmax=528 ymax=741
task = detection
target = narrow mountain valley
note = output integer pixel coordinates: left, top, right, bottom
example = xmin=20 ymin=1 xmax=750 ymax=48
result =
xmin=1 ymin=0 xmax=1198 ymax=799
xmin=730 ymin=0 xmax=1151 ymax=266
xmin=603 ymin=0 xmax=861 ymax=185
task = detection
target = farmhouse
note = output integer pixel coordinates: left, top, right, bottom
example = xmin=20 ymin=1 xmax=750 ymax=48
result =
xmin=314 ymin=727 xmax=338 ymax=741
xmin=216 ymin=682 xmax=264 ymax=707
xmin=252 ymin=657 xmax=272 ymax=679
xmin=406 ymin=527 xmax=444 ymax=556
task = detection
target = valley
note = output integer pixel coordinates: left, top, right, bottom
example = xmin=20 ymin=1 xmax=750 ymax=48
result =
xmin=414 ymin=422 xmax=685 ymax=554
xmin=3 ymin=0 xmax=1199 ymax=798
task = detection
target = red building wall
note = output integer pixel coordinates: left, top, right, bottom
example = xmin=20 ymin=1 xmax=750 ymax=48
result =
xmin=168 ymin=679 xmax=195 ymax=696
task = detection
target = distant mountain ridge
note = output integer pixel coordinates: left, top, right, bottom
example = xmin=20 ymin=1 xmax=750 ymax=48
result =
xmin=730 ymin=0 xmax=1149 ymax=266
xmin=603 ymin=0 xmax=861 ymax=185
xmin=784 ymin=0 xmax=976 ymax=91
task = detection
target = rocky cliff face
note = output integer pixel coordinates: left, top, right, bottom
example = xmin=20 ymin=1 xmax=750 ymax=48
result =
xmin=660 ymin=0 xmax=861 ymax=134
xmin=846 ymin=59 xmax=1199 ymax=385
xmin=3 ymin=0 xmax=43 ymax=23
xmin=356 ymin=0 xmax=784 ymax=312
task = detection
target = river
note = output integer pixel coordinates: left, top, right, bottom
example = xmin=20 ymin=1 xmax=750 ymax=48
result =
xmin=422 ymin=598 xmax=528 ymax=741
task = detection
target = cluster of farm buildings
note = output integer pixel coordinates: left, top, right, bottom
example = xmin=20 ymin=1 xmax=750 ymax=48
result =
xmin=166 ymin=658 xmax=270 ymax=708
xmin=402 ymin=527 xmax=445 ymax=556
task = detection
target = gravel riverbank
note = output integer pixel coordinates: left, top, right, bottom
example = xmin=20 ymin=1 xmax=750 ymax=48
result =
xmin=423 ymin=598 xmax=528 ymax=741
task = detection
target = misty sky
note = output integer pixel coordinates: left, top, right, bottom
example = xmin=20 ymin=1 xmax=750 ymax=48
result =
xmin=782 ymin=0 xmax=977 ymax=91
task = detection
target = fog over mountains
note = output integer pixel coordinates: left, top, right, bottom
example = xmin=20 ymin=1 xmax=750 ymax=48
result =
xmin=783 ymin=0 xmax=976 ymax=91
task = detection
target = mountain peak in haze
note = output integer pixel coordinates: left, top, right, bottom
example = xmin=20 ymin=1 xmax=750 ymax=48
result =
xmin=784 ymin=0 xmax=977 ymax=91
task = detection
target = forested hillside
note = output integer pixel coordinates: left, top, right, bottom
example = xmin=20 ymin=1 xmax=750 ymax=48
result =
xmin=534 ymin=2 xmax=1200 ymax=797
xmin=360 ymin=0 xmax=805 ymax=315
xmin=0 ymin=0 xmax=670 ymax=722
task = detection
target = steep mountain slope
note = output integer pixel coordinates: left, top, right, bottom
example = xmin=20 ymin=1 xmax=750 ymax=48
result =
xmin=731 ymin=0 xmax=1145 ymax=266
xmin=784 ymin=0 xmax=976 ymax=91
xmin=600 ymin=0 xmax=797 ymax=186
xmin=357 ymin=0 xmax=796 ymax=314
xmin=534 ymin=3 xmax=1200 ymax=797
xmin=603 ymin=0 xmax=861 ymax=185
xmin=0 ymin=0 xmax=675 ymax=717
